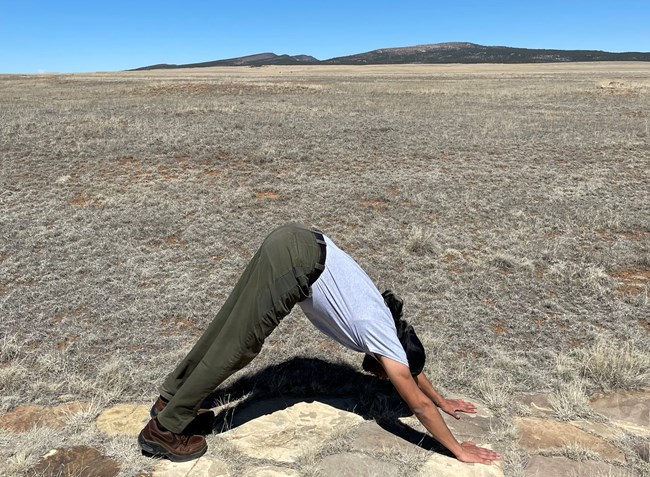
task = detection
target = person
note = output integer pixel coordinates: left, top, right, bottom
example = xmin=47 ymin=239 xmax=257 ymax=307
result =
xmin=138 ymin=223 xmax=500 ymax=465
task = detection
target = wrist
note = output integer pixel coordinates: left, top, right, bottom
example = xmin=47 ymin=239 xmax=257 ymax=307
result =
xmin=449 ymin=441 xmax=465 ymax=459
xmin=434 ymin=396 xmax=447 ymax=407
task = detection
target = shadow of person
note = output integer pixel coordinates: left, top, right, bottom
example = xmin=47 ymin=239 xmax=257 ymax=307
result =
xmin=195 ymin=356 xmax=447 ymax=454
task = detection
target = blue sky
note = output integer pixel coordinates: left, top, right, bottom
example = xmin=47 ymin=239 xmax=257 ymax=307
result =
xmin=1 ymin=0 xmax=649 ymax=73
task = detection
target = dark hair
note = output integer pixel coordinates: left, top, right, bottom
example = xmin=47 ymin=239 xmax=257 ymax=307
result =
xmin=381 ymin=289 xmax=426 ymax=376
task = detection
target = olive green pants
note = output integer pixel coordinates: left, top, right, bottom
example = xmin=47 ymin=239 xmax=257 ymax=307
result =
xmin=157 ymin=223 xmax=325 ymax=433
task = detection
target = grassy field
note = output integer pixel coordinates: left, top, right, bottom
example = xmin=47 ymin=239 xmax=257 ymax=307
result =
xmin=1 ymin=63 xmax=649 ymax=476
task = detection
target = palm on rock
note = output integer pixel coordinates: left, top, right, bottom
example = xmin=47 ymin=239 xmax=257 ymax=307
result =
xmin=441 ymin=399 xmax=477 ymax=419
xmin=457 ymin=441 xmax=500 ymax=465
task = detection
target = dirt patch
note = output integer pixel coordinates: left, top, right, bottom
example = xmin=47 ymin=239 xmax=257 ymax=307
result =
xmin=545 ymin=229 xmax=563 ymax=239
xmin=598 ymin=228 xmax=649 ymax=242
xmin=162 ymin=234 xmax=186 ymax=247
xmin=32 ymin=446 xmax=120 ymax=477
xmin=255 ymin=191 xmax=280 ymax=201
xmin=492 ymin=320 xmax=507 ymax=335
xmin=56 ymin=334 xmax=78 ymax=350
xmin=639 ymin=319 xmax=650 ymax=334
xmin=160 ymin=316 xmax=202 ymax=338
xmin=360 ymin=199 xmax=389 ymax=209
xmin=70 ymin=192 xmax=101 ymax=208
xmin=0 ymin=402 xmax=91 ymax=432
xmin=442 ymin=253 xmax=457 ymax=263
xmin=611 ymin=267 xmax=650 ymax=296
xmin=146 ymin=234 xmax=186 ymax=248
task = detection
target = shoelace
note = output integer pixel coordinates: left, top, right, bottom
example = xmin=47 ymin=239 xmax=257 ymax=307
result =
xmin=178 ymin=433 xmax=199 ymax=446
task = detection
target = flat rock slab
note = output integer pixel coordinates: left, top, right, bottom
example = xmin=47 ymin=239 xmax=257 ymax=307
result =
xmin=515 ymin=393 xmax=555 ymax=418
xmin=516 ymin=417 xmax=626 ymax=463
xmin=32 ymin=446 xmax=120 ymax=477
xmin=242 ymin=466 xmax=300 ymax=476
xmin=570 ymin=419 xmax=626 ymax=440
xmin=398 ymin=395 xmax=496 ymax=444
xmin=524 ymin=455 xmax=633 ymax=477
xmin=418 ymin=452 xmax=505 ymax=477
xmin=590 ymin=389 xmax=650 ymax=435
xmin=96 ymin=403 xmax=150 ymax=436
xmin=443 ymin=413 xmax=497 ymax=443
xmin=351 ymin=421 xmax=429 ymax=454
xmin=315 ymin=452 xmax=401 ymax=477
xmin=224 ymin=396 xmax=358 ymax=428
xmin=224 ymin=401 xmax=363 ymax=463
xmin=0 ymin=402 xmax=91 ymax=432
xmin=151 ymin=457 xmax=230 ymax=477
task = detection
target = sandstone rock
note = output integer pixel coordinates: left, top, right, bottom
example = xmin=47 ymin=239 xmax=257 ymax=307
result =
xmin=224 ymin=401 xmax=363 ymax=463
xmin=223 ymin=396 xmax=357 ymax=428
xmin=0 ymin=402 xmax=91 ymax=432
xmin=96 ymin=403 xmax=150 ymax=436
xmin=151 ymin=457 xmax=230 ymax=477
xmin=32 ymin=446 xmax=120 ymax=477
xmin=315 ymin=452 xmax=400 ymax=477
xmin=242 ymin=465 xmax=300 ymax=476
xmin=590 ymin=389 xmax=650 ymax=435
xmin=418 ymin=451 xmax=505 ymax=477
xmin=351 ymin=421 xmax=429 ymax=454
xmin=570 ymin=419 xmax=626 ymax=440
xmin=397 ymin=403 xmax=496 ymax=445
xmin=516 ymin=417 xmax=626 ymax=463
xmin=442 ymin=413 xmax=497 ymax=443
xmin=524 ymin=455 xmax=633 ymax=477
xmin=515 ymin=393 xmax=555 ymax=417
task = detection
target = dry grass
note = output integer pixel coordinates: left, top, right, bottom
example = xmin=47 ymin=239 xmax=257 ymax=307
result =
xmin=1 ymin=63 xmax=649 ymax=476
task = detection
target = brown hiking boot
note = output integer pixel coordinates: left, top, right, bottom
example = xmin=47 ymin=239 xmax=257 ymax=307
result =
xmin=150 ymin=396 xmax=168 ymax=418
xmin=138 ymin=417 xmax=207 ymax=462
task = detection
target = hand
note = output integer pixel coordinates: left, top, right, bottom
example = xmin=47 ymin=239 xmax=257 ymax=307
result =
xmin=456 ymin=441 xmax=501 ymax=465
xmin=439 ymin=398 xmax=477 ymax=419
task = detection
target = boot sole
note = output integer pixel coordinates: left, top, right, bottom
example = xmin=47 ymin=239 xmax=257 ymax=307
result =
xmin=138 ymin=433 xmax=207 ymax=463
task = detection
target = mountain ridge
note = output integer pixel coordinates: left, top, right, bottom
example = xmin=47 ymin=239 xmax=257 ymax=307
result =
xmin=131 ymin=42 xmax=650 ymax=70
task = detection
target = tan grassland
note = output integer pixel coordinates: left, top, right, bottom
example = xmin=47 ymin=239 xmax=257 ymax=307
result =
xmin=0 ymin=63 xmax=649 ymax=476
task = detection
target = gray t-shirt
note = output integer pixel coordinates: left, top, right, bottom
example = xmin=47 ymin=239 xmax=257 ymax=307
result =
xmin=298 ymin=235 xmax=409 ymax=367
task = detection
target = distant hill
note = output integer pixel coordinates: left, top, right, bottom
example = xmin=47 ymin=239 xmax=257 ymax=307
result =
xmin=131 ymin=42 xmax=650 ymax=70
xmin=132 ymin=53 xmax=319 ymax=70
xmin=325 ymin=42 xmax=650 ymax=64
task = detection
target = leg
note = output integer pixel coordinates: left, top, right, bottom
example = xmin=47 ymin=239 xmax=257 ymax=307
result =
xmin=156 ymin=223 xmax=323 ymax=433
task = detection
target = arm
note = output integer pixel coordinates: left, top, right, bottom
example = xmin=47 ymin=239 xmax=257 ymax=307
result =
xmin=415 ymin=372 xmax=477 ymax=419
xmin=376 ymin=355 xmax=499 ymax=465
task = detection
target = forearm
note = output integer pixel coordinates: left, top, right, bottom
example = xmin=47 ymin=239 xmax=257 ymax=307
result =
xmin=415 ymin=373 xmax=446 ymax=407
xmin=412 ymin=399 xmax=462 ymax=457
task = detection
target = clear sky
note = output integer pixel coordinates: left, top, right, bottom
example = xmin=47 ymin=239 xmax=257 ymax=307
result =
xmin=1 ymin=0 xmax=649 ymax=73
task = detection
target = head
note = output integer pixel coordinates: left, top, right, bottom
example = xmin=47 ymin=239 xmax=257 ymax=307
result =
xmin=361 ymin=330 xmax=425 ymax=379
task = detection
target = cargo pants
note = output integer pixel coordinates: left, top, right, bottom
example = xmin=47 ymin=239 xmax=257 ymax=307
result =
xmin=156 ymin=223 xmax=326 ymax=433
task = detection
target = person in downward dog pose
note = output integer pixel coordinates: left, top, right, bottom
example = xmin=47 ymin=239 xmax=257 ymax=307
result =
xmin=138 ymin=223 xmax=500 ymax=465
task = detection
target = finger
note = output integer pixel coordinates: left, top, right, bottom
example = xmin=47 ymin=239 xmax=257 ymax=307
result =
xmin=479 ymin=449 xmax=501 ymax=459
xmin=457 ymin=402 xmax=477 ymax=412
